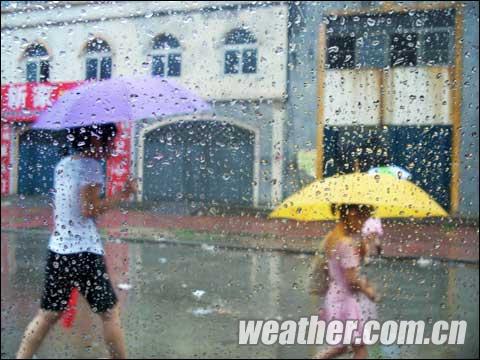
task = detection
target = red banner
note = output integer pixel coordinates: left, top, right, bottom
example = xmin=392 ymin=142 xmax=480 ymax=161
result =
xmin=1 ymin=82 xmax=81 ymax=122
xmin=1 ymin=81 xmax=132 ymax=197
xmin=106 ymin=122 xmax=132 ymax=197
xmin=1 ymin=123 xmax=12 ymax=195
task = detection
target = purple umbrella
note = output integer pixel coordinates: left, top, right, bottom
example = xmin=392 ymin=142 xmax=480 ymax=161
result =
xmin=32 ymin=76 xmax=211 ymax=129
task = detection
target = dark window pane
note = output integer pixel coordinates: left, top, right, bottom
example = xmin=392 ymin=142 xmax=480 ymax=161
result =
xmin=391 ymin=33 xmax=417 ymax=67
xmin=39 ymin=60 xmax=49 ymax=82
xmin=153 ymin=34 xmax=180 ymax=50
xmin=225 ymin=29 xmax=256 ymax=45
xmin=357 ymin=35 xmax=386 ymax=68
xmin=26 ymin=61 xmax=37 ymax=82
xmin=86 ymin=38 xmax=111 ymax=54
xmin=327 ymin=36 xmax=355 ymax=69
xmin=25 ymin=44 xmax=48 ymax=57
xmin=423 ymin=31 xmax=450 ymax=65
xmin=242 ymin=49 xmax=257 ymax=73
xmin=422 ymin=9 xmax=455 ymax=28
xmin=225 ymin=50 xmax=240 ymax=74
xmin=86 ymin=58 xmax=98 ymax=80
xmin=168 ymin=53 xmax=181 ymax=76
xmin=152 ymin=55 xmax=165 ymax=77
xmin=100 ymin=57 xmax=112 ymax=79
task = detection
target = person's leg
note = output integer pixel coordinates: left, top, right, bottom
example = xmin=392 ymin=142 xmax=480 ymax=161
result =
xmin=83 ymin=253 xmax=126 ymax=358
xmin=98 ymin=305 xmax=127 ymax=359
xmin=16 ymin=310 xmax=61 ymax=359
xmin=313 ymin=345 xmax=349 ymax=359
xmin=352 ymin=345 xmax=368 ymax=359
xmin=18 ymin=251 xmax=71 ymax=358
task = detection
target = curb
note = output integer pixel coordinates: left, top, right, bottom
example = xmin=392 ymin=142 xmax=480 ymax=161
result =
xmin=2 ymin=227 xmax=479 ymax=266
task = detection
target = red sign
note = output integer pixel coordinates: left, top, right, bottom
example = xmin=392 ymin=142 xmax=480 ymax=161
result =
xmin=1 ymin=82 xmax=81 ymax=122
xmin=1 ymin=81 xmax=132 ymax=197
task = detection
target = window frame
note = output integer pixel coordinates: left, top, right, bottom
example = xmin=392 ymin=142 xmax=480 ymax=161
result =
xmin=326 ymin=14 xmax=454 ymax=70
xmin=223 ymin=28 xmax=258 ymax=76
xmin=25 ymin=44 xmax=49 ymax=83
xmin=85 ymin=38 xmax=112 ymax=81
xmin=151 ymin=34 xmax=182 ymax=77
xmin=85 ymin=52 xmax=112 ymax=80
xmin=224 ymin=43 xmax=258 ymax=75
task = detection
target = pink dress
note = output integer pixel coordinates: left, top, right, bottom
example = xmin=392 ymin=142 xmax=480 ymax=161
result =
xmin=321 ymin=240 xmax=377 ymax=344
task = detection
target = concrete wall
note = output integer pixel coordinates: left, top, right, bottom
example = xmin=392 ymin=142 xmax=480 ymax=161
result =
xmin=459 ymin=1 xmax=479 ymax=219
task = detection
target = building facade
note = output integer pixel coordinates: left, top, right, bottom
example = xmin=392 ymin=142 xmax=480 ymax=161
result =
xmin=1 ymin=1 xmax=289 ymax=210
xmin=285 ymin=1 xmax=479 ymax=219
xmin=1 ymin=1 xmax=478 ymax=218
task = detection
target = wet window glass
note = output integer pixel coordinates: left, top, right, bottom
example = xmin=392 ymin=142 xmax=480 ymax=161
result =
xmin=1 ymin=2 xmax=478 ymax=359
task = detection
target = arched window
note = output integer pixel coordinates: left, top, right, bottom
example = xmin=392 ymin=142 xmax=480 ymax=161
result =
xmin=85 ymin=38 xmax=112 ymax=80
xmin=25 ymin=43 xmax=49 ymax=83
xmin=152 ymin=34 xmax=181 ymax=77
xmin=224 ymin=28 xmax=257 ymax=74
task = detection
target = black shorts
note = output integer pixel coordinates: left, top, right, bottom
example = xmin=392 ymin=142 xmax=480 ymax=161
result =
xmin=40 ymin=250 xmax=118 ymax=313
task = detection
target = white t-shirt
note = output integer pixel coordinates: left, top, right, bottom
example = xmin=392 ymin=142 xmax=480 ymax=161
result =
xmin=48 ymin=156 xmax=105 ymax=255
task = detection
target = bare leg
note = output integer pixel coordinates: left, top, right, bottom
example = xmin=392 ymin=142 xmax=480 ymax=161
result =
xmin=99 ymin=305 xmax=127 ymax=359
xmin=352 ymin=345 xmax=368 ymax=359
xmin=313 ymin=345 xmax=349 ymax=359
xmin=16 ymin=310 xmax=61 ymax=359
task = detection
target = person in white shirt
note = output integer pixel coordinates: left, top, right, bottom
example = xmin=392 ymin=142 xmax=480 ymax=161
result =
xmin=17 ymin=123 xmax=136 ymax=359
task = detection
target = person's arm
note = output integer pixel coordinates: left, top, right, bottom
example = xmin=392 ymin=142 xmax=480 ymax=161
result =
xmin=81 ymin=180 xmax=136 ymax=219
xmin=345 ymin=267 xmax=379 ymax=302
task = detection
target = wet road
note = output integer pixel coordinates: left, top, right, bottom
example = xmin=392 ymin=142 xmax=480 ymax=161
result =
xmin=1 ymin=230 xmax=479 ymax=359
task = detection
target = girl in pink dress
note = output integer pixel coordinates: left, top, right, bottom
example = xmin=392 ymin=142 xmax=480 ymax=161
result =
xmin=314 ymin=204 xmax=380 ymax=359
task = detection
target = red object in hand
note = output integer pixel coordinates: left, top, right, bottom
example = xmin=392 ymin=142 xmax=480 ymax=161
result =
xmin=61 ymin=288 xmax=79 ymax=329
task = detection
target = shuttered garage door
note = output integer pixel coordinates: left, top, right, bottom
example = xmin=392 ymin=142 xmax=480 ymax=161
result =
xmin=18 ymin=130 xmax=65 ymax=196
xmin=143 ymin=121 xmax=254 ymax=206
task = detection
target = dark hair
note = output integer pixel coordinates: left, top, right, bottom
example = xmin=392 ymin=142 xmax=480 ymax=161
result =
xmin=66 ymin=123 xmax=117 ymax=153
xmin=331 ymin=204 xmax=374 ymax=220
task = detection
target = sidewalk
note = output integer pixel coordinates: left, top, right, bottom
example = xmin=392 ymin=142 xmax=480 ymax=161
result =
xmin=1 ymin=200 xmax=478 ymax=263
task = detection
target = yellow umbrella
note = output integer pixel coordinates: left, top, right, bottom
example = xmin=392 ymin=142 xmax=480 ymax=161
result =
xmin=270 ymin=172 xmax=448 ymax=221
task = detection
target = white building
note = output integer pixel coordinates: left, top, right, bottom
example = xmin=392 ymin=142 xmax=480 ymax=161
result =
xmin=1 ymin=1 xmax=289 ymax=210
